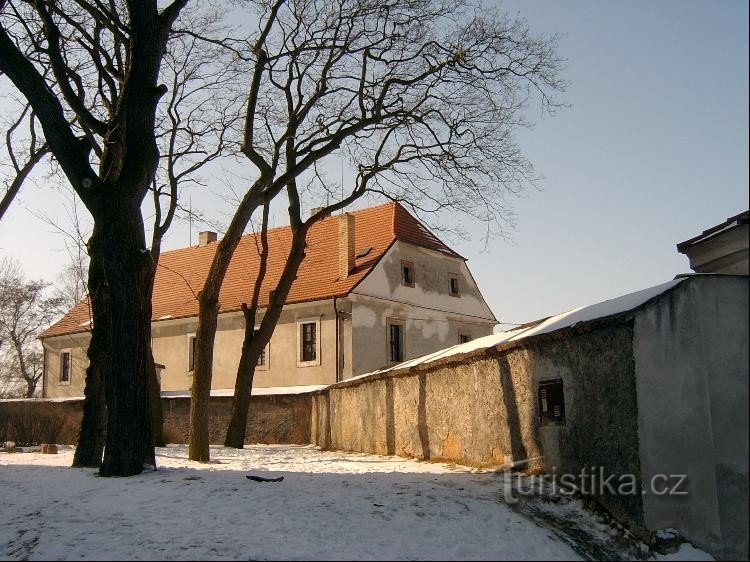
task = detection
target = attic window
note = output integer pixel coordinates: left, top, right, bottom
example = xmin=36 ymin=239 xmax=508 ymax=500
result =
xmin=449 ymin=274 xmax=460 ymax=297
xmin=538 ymin=379 xmax=565 ymax=425
xmin=355 ymin=246 xmax=372 ymax=259
xmin=401 ymin=260 xmax=415 ymax=287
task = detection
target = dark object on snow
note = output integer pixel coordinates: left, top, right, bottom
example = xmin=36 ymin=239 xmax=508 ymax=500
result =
xmin=246 ymin=474 xmax=284 ymax=482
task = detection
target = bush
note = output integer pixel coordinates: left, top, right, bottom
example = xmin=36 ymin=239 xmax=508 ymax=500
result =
xmin=161 ymin=422 xmax=185 ymax=445
xmin=6 ymin=412 xmax=64 ymax=446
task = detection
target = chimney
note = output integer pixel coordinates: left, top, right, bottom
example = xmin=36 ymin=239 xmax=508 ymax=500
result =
xmin=198 ymin=231 xmax=217 ymax=246
xmin=338 ymin=213 xmax=355 ymax=279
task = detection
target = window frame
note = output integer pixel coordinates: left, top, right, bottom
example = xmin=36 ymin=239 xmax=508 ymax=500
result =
xmin=296 ymin=316 xmax=321 ymax=367
xmin=253 ymin=328 xmax=270 ymax=371
xmin=538 ymin=378 xmax=566 ymax=426
xmin=386 ymin=318 xmax=405 ymax=364
xmin=59 ymin=349 xmax=72 ymax=385
xmin=401 ymin=260 xmax=415 ymax=288
xmin=448 ymin=273 xmax=460 ymax=297
xmin=458 ymin=331 xmax=472 ymax=345
xmin=186 ymin=333 xmax=197 ymax=374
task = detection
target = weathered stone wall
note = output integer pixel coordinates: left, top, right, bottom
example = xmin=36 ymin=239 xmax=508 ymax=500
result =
xmin=312 ymin=323 xmax=644 ymax=529
xmin=161 ymin=395 xmax=311 ymax=445
xmin=0 ymin=399 xmax=84 ymax=444
xmin=0 ymin=393 xmax=312 ymax=446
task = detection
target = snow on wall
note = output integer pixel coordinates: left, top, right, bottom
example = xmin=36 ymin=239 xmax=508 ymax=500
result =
xmin=353 ymin=277 xmax=686 ymax=380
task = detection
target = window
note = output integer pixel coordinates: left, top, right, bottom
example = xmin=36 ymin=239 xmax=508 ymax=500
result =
xmin=257 ymin=345 xmax=266 ymax=367
xmin=401 ymin=260 xmax=415 ymax=287
xmin=458 ymin=332 xmax=472 ymax=344
xmin=538 ymin=378 xmax=565 ymax=425
xmin=449 ymin=274 xmax=460 ymax=297
xmin=59 ymin=351 xmax=71 ymax=383
xmin=254 ymin=330 xmax=269 ymax=370
xmin=297 ymin=317 xmax=321 ymax=366
xmin=388 ymin=319 xmax=404 ymax=363
xmin=301 ymin=323 xmax=316 ymax=361
xmin=187 ymin=334 xmax=197 ymax=372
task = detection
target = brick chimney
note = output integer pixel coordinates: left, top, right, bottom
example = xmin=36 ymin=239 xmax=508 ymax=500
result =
xmin=338 ymin=213 xmax=355 ymax=279
xmin=198 ymin=231 xmax=217 ymax=246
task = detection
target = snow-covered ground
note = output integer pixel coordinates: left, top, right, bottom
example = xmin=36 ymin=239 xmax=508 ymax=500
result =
xmin=1 ymin=445 xmax=711 ymax=561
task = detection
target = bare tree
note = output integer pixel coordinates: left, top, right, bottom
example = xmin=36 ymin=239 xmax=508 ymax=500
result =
xmin=187 ymin=0 xmax=565 ymax=460
xmin=0 ymin=0 xmax=246 ymax=475
xmin=0 ymin=257 xmax=62 ymax=398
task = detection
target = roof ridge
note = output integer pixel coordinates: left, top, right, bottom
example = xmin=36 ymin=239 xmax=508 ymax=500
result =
xmin=159 ymin=201 xmax=399 ymax=258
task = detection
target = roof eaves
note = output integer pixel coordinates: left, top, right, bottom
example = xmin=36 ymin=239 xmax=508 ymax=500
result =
xmin=677 ymin=210 xmax=750 ymax=253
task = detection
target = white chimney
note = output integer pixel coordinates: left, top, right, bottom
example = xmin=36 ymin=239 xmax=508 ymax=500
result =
xmin=338 ymin=213 xmax=355 ymax=279
xmin=198 ymin=231 xmax=217 ymax=246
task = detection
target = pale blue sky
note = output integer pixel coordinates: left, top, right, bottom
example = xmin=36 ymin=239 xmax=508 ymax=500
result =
xmin=0 ymin=0 xmax=747 ymax=327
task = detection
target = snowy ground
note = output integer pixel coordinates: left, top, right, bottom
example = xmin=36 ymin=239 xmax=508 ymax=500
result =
xmin=1 ymin=445 xmax=712 ymax=561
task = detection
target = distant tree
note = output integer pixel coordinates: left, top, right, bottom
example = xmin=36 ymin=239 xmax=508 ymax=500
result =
xmin=0 ymin=258 xmax=62 ymax=398
xmin=187 ymin=0 xmax=566 ymax=459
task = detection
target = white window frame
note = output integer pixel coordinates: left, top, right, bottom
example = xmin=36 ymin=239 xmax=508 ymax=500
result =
xmin=186 ymin=333 xmax=197 ymax=374
xmin=59 ymin=348 xmax=72 ymax=385
xmin=254 ymin=327 xmax=270 ymax=371
xmin=296 ymin=316 xmax=321 ymax=367
xmin=386 ymin=318 xmax=405 ymax=365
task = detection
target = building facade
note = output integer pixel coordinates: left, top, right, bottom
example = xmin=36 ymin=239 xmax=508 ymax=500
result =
xmin=40 ymin=202 xmax=497 ymax=397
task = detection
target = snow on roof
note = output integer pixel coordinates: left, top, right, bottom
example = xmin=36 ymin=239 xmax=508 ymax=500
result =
xmin=1 ymin=385 xmax=330 ymax=403
xmin=353 ymin=277 xmax=686 ymax=380
xmin=162 ymin=385 xmax=329 ymax=398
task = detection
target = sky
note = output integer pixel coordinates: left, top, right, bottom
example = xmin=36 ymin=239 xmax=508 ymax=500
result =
xmin=0 ymin=0 xmax=748 ymax=327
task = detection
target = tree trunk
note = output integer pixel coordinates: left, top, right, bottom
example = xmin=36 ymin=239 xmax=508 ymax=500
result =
xmin=188 ymin=186 xmax=265 ymax=462
xmin=224 ymin=308 xmax=261 ymax=448
xmin=224 ymin=228 xmax=308 ymax=448
xmin=188 ymin=291 xmax=219 ymax=461
xmin=25 ymin=379 xmax=36 ymax=398
xmin=73 ymin=230 xmax=108 ymax=468
xmin=98 ymin=208 xmax=156 ymax=476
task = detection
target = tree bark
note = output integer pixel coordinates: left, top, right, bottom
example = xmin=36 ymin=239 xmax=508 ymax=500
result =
xmin=97 ymin=207 xmax=156 ymax=476
xmin=72 ymin=229 xmax=108 ymax=468
xmin=188 ymin=290 xmax=219 ymax=462
xmin=188 ymin=187 xmax=264 ymax=461
xmin=223 ymin=308 xmax=260 ymax=448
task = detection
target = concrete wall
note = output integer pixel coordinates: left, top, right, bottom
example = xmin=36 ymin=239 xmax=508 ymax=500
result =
xmin=349 ymin=240 xmax=496 ymax=375
xmin=682 ymin=223 xmax=749 ymax=275
xmin=0 ymin=393 xmax=313 ymax=446
xmin=634 ymin=275 xmax=749 ymax=560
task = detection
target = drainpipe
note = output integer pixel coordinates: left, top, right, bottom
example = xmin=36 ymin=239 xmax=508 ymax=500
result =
xmin=334 ymin=297 xmax=340 ymax=383
xmin=41 ymin=343 xmax=47 ymax=398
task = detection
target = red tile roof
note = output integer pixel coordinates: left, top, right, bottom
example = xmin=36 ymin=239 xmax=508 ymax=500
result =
xmin=41 ymin=202 xmax=461 ymax=338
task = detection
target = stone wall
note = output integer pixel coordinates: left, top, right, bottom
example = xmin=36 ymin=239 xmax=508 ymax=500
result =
xmin=0 ymin=393 xmax=312 ymax=446
xmin=311 ymin=322 xmax=644 ymax=528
